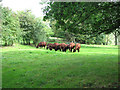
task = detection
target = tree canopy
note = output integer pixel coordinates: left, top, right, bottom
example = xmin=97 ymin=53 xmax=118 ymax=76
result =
xmin=43 ymin=2 xmax=120 ymax=36
xmin=1 ymin=6 xmax=20 ymax=46
xmin=1 ymin=5 xmax=51 ymax=46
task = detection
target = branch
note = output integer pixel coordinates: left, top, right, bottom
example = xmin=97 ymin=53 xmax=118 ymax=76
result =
xmin=74 ymin=3 xmax=116 ymax=28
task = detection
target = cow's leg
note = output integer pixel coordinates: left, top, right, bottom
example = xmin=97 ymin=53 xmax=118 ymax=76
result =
xmin=59 ymin=49 xmax=61 ymax=51
xmin=63 ymin=47 xmax=66 ymax=52
xmin=78 ymin=49 xmax=79 ymax=52
xmin=44 ymin=45 xmax=45 ymax=48
xmin=71 ymin=47 xmax=74 ymax=52
xmin=69 ymin=48 xmax=71 ymax=52
xmin=64 ymin=49 xmax=66 ymax=52
xmin=55 ymin=49 xmax=57 ymax=51
xmin=50 ymin=48 xmax=52 ymax=50
xmin=41 ymin=45 xmax=43 ymax=48
xmin=69 ymin=48 xmax=72 ymax=52
xmin=41 ymin=44 xmax=43 ymax=48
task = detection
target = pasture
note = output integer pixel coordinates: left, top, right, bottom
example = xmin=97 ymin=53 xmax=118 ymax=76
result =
xmin=1 ymin=44 xmax=119 ymax=88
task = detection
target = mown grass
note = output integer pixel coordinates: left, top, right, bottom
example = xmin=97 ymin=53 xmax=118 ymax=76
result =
xmin=1 ymin=44 xmax=119 ymax=88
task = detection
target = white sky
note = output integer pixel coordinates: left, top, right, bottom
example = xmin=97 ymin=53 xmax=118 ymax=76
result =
xmin=0 ymin=0 xmax=47 ymax=18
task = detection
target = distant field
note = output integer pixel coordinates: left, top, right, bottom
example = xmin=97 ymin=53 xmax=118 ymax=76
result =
xmin=1 ymin=44 xmax=119 ymax=88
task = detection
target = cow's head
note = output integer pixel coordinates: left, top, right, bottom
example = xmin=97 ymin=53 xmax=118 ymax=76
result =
xmin=46 ymin=46 xmax=49 ymax=49
xmin=73 ymin=49 xmax=76 ymax=52
xmin=36 ymin=45 xmax=39 ymax=48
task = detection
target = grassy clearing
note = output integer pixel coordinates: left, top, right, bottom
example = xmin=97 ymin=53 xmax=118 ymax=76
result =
xmin=1 ymin=44 xmax=119 ymax=88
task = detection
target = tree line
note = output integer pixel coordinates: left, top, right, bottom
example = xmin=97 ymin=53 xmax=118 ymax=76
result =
xmin=1 ymin=2 xmax=119 ymax=46
xmin=0 ymin=5 xmax=51 ymax=46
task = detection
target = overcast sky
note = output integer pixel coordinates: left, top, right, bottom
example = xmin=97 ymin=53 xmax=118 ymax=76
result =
xmin=0 ymin=0 xmax=46 ymax=18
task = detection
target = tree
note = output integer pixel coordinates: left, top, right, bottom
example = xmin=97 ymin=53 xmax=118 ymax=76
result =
xmin=17 ymin=10 xmax=35 ymax=45
xmin=1 ymin=5 xmax=51 ymax=46
xmin=47 ymin=13 xmax=112 ymax=44
xmin=1 ymin=6 xmax=21 ymax=46
xmin=43 ymin=2 xmax=120 ymax=43
xmin=112 ymin=28 xmax=120 ymax=45
xmin=32 ymin=18 xmax=47 ymax=46
xmin=17 ymin=10 xmax=48 ymax=45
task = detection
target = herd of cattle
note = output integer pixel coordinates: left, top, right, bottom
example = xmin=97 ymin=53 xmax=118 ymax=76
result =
xmin=36 ymin=42 xmax=81 ymax=52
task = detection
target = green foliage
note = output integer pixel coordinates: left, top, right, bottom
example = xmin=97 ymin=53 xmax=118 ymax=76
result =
xmin=43 ymin=2 xmax=120 ymax=44
xmin=32 ymin=18 xmax=47 ymax=45
xmin=17 ymin=10 xmax=36 ymax=45
xmin=49 ymin=20 xmax=112 ymax=45
xmin=1 ymin=6 xmax=21 ymax=46
xmin=1 ymin=5 xmax=52 ymax=46
xmin=17 ymin=10 xmax=50 ymax=45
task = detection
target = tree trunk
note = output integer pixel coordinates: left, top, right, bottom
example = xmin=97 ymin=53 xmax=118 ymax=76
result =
xmin=115 ymin=32 xmax=117 ymax=45
xmin=18 ymin=39 xmax=19 ymax=43
xmin=28 ymin=40 xmax=30 ymax=45
xmin=115 ymin=36 xmax=117 ymax=45
xmin=23 ymin=39 xmax=25 ymax=45
xmin=106 ymin=35 xmax=109 ymax=45
xmin=72 ymin=37 xmax=75 ymax=43
xmin=21 ymin=40 xmax=22 ymax=44
xmin=11 ymin=41 xmax=13 ymax=46
xmin=5 ymin=41 xmax=7 ymax=46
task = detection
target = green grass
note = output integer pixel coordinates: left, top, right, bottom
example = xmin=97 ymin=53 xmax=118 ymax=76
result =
xmin=1 ymin=44 xmax=119 ymax=88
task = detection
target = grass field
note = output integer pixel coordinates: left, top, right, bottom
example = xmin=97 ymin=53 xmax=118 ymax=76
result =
xmin=1 ymin=44 xmax=119 ymax=88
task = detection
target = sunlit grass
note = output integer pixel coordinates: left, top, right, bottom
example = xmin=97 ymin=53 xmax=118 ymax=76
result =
xmin=2 ymin=44 xmax=118 ymax=88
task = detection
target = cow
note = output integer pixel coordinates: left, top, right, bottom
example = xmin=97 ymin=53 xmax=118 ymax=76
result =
xmin=66 ymin=44 xmax=69 ymax=50
xmin=68 ymin=42 xmax=75 ymax=52
xmin=36 ymin=42 xmax=47 ymax=48
xmin=54 ymin=43 xmax=61 ymax=51
xmin=46 ymin=43 xmax=60 ymax=51
xmin=46 ymin=43 xmax=55 ymax=50
xmin=73 ymin=43 xmax=81 ymax=52
xmin=60 ymin=43 xmax=69 ymax=52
